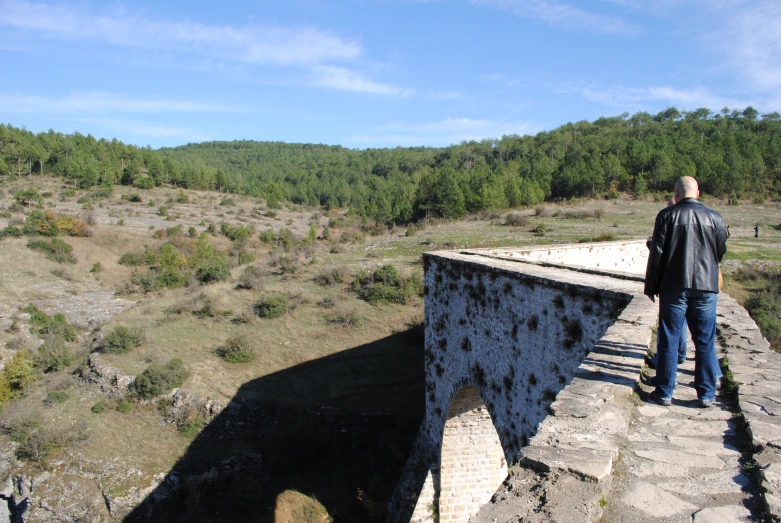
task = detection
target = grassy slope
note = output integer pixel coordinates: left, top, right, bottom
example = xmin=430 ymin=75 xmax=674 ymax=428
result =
xmin=0 ymin=178 xmax=779 ymax=520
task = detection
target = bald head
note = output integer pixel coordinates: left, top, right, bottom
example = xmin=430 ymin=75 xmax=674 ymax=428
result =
xmin=675 ymin=176 xmax=699 ymax=201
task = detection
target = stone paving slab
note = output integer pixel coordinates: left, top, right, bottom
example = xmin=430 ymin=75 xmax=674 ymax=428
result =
xmin=597 ymin=294 xmax=774 ymax=522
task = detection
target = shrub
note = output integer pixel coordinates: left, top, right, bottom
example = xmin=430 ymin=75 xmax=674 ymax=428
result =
xmin=91 ymin=402 xmax=106 ymax=414
xmin=157 ymin=268 xmax=187 ymax=289
xmin=178 ymin=419 xmax=205 ymax=437
xmin=317 ymin=297 xmax=336 ymax=309
xmin=237 ymin=251 xmax=255 ymax=265
xmin=236 ymin=265 xmax=264 ymax=290
xmin=34 ymin=336 xmax=72 ymax=373
xmin=531 ymin=224 xmax=548 ymax=237
xmin=90 ymin=261 xmax=102 ymax=273
xmin=253 ymin=296 xmax=290 ymax=318
xmin=373 ymin=265 xmax=400 ymax=286
xmin=25 ymin=305 xmax=77 ymax=342
xmin=327 ymin=311 xmax=361 ymax=328
xmin=130 ymin=269 xmax=159 ymax=292
xmin=8 ymin=201 xmax=24 ymax=213
xmin=134 ymin=358 xmax=188 ymax=398
xmin=158 ymin=206 xmax=168 ymax=217
xmin=0 ymin=225 xmax=22 ymax=238
xmin=45 ymin=391 xmax=69 ymax=404
xmin=276 ymin=254 xmax=299 ymax=275
xmin=195 ymin=257 xmax=230 ymax=284
xmin=118 ymin=251 xmax=144 ymax=266
xmin=504 ymin=213 xmax=528 ymax=227
xmin=126 ymin=193 xmax=142 ymax=203
xmin=259 ymin=229 xmax=276 ymax=243
xmin=166 ymin=225 xmax=184 ymax=238
xmin=221 ymin=222 xmax=253 ymax=242
xmin=116 ymin=400 xmax=132 ymax=413
xmin=104 ymin=326 xmax=145 ymax=354
xmin=7 ymin=418 xmax=57 ymax=462
xmin=27 ymin=238 xmax=77 ymax=263
xmin=175 ymin=189 xmax=189 ymax=204
xmin=188 ymin=226 xmax=197 ymax=238
xmin=314 ymin=268 xmax=346 ymax=286
xmin=217 ymin=335 xmax=255 ymax=363
xmin=220 ymin=197 xmax=236 ymax=206
xmin=0 ymin=351 xmax=34 ymax=398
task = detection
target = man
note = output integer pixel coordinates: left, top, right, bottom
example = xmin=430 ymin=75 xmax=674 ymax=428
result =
xmin=645 ymin=176 xmax=728 ymax=408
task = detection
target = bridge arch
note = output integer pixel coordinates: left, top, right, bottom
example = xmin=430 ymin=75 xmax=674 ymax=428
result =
xmin=440 ymin=385 xmax=507 ymax=522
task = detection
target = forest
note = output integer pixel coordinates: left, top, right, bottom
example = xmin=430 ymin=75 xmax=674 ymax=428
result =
xmin=1 ymin=106 xmax=780 ymax=225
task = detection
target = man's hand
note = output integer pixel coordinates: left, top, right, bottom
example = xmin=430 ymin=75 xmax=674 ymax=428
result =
xmin=646 ymin=294 xmax=655 ymax=303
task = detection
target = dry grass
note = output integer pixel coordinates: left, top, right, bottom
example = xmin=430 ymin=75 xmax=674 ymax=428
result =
xmin=2 ymin=178 xmax=781 ymax=518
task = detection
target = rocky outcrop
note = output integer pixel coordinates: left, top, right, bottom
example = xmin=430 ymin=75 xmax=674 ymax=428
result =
xmin=81 ymin=353 xmax=135 ymax=392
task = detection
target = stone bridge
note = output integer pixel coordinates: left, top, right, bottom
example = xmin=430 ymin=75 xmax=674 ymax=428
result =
xmin=389 ymin=240 xmax=781 ymax=523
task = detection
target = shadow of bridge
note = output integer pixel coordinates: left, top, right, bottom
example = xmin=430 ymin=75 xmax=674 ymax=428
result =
xmin=125 ymin=324 xmax=426 ymax=523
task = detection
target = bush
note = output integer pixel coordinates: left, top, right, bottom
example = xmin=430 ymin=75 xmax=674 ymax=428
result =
xmin=237 ymin=251 xmax=255 ymax=265
xmin=373 ymin=265 xmax=400 ymax=286
xmin=104 ymin=326 xmax=145 ymax=354
xmin=188 ymin=226 xmax=197 ymax=238
xmin=504 ymin=213 xmax=528 ymax=227
xmin=195 ymin=258 xmax=230 ymax=284
xmin=236 ymin=265 xmax=264 ymax=290
xmin=531 ymin=224 xmax=548 ymax=237
xmin=25 ymin=305 xmax=77 ymax=342
xmin=8 ymin=201 xmax=24 ymax=213
xmin=157 ymin=268 xmax=187 ymax=289
xmin=91 ymin=402 xmax=106 ymax=414
xmin=327 ymin=311 xmax=361 ymax=328
xmin=0 ymin=351 xmax=34 ymax=399
xmin=0 ymin=225 xmax=22 ymax=238
xmin=221 ymin=223 xmax=253 ymax=242
xmin=34 ymin=336 xmax=72 ymax=373
xmin=45 ymin=391 xmax=69 ymax=404
xmin=116 ymin=400 xmax=132 ymax=413
xmin=90 ymin=261 xmax=102 ymax=273
xmin=126 ymin=193 xmax=142 ymax=203
xmin=253 ymin=296 xmax=290 ymax=318
xmin=118 ymin=251 xmax=144 ymax=266
xmin=166 ymin=225 xmax=184 ymax=238
xmin=175 ymin=189 xmax=189 ymax=203
xmin=178 ymin=419 xmax=205 ymax=437
xmin=314 ymin=268 xmax=346 ymax=286
xmin=217 ymin=335 xmax=255 ymax=363
xmin=158 ymin=206 xmax=168 ymax=217
xmin=276 ymin=254 xmax=299 ymax=275
xmin=134 ymin=358 xmax=188 ymax=399
xmin=27 ymin=238 xmax=77 ymax=263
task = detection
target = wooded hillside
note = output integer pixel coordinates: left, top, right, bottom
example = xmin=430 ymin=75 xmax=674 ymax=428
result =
xmin=2 ymin=106 xmax=780 ymax=224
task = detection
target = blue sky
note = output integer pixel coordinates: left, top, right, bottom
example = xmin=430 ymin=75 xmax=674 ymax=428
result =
xmin=1 ymin=0 xmax=780 ymax=149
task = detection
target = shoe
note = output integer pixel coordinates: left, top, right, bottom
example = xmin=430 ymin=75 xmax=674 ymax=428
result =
xmin=649 ymin=389 xmax=672 ymax=406
xmin=678 ymin=358 xmax=686 ymax=364
xmin=699 ymin=398 xmax=714 ymax=408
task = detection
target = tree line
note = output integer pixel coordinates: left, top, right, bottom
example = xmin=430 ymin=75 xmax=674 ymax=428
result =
xmin=2 ymin=106 xmax=780 ymax=224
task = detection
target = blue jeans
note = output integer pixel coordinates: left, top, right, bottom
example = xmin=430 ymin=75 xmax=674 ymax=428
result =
xmin=655 ymin=290 xmax=720 ymax=402
xmin=651 ymin=326 xmax=687 ymax=366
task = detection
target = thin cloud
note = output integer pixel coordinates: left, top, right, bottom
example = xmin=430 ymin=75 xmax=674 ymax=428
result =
xmin=312 ymin=66 xmax=413 ymax=96
xmin=716 ymin=1 xmax=781 ymax=92
xmin=71 ymin=118 xmax=210 ymax=142
xmin=348 ymin=117 xmax=538 ymax=147
xmin=473 ymin=0 xmax=640 ymax=36
xmin=0 ymin=0 xmax=362 ymax=66
xmin=0 ymin=92 xmax=239 ymax=115
xmin=563 ymin=83 xmax=754 ymax=112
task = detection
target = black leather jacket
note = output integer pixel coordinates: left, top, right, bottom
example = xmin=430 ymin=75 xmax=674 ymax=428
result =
xmin=644 ymin=198 xmax=727 ymax=296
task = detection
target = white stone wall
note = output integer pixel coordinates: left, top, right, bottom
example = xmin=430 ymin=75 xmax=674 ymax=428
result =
xmin=390 ymin=251 xmax=631 ymax=523
xmin=478 ymin=239 xmax=649 ymax=277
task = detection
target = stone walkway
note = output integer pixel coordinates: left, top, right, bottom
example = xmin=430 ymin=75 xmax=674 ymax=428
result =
xmin=600 ymin=295 xmax=764 ymax=522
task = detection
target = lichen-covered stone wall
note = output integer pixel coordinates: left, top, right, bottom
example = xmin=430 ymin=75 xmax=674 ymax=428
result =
xmin=389 ymin=250 xmax=632 ymax=523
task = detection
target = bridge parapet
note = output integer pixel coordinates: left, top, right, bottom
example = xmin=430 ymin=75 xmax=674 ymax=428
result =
xmin=389 ymin=243 xmax=656 ymax=523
